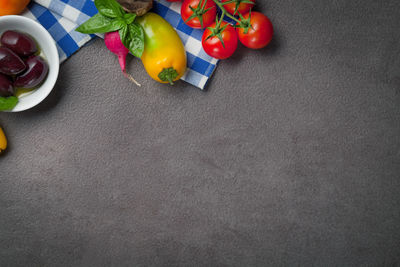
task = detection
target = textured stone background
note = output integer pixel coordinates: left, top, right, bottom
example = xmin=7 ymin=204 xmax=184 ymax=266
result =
xmin=1 ymin=0 xmax=400 ymax=266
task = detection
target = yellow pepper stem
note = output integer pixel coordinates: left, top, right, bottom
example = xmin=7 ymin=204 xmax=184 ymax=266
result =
xmin=158 ymin=67 xmax=179 ymax=85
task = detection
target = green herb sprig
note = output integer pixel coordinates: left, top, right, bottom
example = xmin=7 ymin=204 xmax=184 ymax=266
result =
xmin=76 ymin=0 xmax=144 ymax=58
xmin=0 ymin=96 xmax=18 ymax=111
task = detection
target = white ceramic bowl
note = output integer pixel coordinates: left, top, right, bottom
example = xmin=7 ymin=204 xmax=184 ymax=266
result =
xmin=0 ymin=15 xmax=59 ymax=112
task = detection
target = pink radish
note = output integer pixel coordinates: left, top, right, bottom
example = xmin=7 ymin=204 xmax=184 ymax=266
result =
xmin=104 ymin=31 xmax=140 ymax=86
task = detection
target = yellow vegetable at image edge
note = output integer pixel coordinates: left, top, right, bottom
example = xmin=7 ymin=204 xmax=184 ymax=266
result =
xmin=137 ymin=12 xmax=187 ymax=84
xmin=0 ymin=127 xmax=7 ymax=153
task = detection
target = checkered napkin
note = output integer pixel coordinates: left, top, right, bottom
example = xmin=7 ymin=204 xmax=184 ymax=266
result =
xmin=22 ymin=0 xmax=218 ymax=89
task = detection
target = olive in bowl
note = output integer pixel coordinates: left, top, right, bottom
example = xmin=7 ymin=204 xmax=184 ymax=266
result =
xmin=0 ymin=73 xmax=14 ymax=97
xmin=1 ymin=30 xmax=38 ymax=57
xmin=14 ymin=55 xmax=49 ymax=89
xmin=0 ymin=15 xmax=59 ymax=112
xmin=0 ymin=46 xmax=26 ymax=75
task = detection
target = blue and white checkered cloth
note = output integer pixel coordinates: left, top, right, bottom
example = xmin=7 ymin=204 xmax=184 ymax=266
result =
xmin=22 ymin=0 xmax=219 ymax=89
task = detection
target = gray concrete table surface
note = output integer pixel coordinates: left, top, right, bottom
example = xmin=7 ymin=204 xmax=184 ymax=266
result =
xmin=1 ymin=0 xmax=400 ymax=266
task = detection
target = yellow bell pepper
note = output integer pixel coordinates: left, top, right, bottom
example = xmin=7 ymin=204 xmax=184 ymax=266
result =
xmin=0 ymin=126 xmax=7 ymax=153
xmin=137 ymin=12 xmax=187 ymax=84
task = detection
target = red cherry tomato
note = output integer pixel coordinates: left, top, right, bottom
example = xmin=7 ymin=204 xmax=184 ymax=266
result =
xmin=202 ymin=22 xmax=238 ymax=59
xmin=181 ymin=0 xmax=217 ymax=29
xmin=236 ymin=12 xmax=273 ymax=49
xmin=221 ymin=0 xmax=255 ymax=16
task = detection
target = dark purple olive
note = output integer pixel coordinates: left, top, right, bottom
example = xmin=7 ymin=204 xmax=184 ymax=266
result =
xmin=14 ymin=56 xmax=48 ymax=89
xmin=0 ymin=47 xmax=26 ymax=75
xmin=0 ymin=73 xmax=14 ymax=97
xmin=1 ymin=30 xmax=37 ymax=57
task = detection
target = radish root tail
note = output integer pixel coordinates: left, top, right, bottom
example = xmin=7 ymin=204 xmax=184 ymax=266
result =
xmin=123 ymin=71 xmax=141 ymax=87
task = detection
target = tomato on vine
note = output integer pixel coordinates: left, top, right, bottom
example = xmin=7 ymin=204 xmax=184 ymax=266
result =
xmin=202 ymin=21 xmax=238 ymax=59
xmin=221 ymin=0 xmax=255 ymax=16
xmin=236 ymin=11 xmax=273 ymax=49
xmin=181 ymin=0 xmax=217 ymax=29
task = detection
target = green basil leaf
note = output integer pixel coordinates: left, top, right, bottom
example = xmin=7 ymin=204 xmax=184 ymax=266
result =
xmin=120 ymin=22 xmax=144 ymax=58
xmin=76 ymin=13 xmax=125 ymax=34
xmin=0 ymin=96 xmax=18 ymax=111
xmin=94 ymin=0 xmax=124 ymax=18
xmin=119 ymin=25 xmax=129 ymax=45
xmin=124 ymin=13 xmax=136 ymax=25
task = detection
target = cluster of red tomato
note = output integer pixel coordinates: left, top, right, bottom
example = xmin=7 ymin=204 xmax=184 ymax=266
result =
xmin=167 ymin=0 xmax=273 ymax=59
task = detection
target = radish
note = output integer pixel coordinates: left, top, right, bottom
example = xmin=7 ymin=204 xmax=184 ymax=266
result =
xmin=104 ymin=31 xmax=141 ymax=86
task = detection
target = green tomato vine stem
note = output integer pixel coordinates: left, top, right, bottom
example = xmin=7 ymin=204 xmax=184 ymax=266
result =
xmin=211 ymin=0 xmax=242 ymax=24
